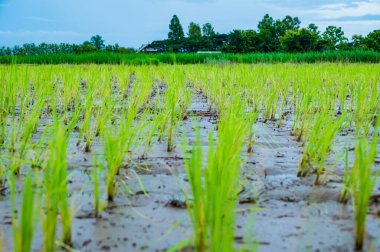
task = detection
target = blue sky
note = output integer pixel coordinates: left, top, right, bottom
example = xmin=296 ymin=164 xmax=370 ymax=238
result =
xmin=0 ymin=0 xmax=379 ymax=48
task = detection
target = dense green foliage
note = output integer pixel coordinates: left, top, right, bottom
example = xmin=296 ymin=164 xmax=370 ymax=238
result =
xmin=1 ymin=14 xmax=379 ymax=56
xmin=1 ymin=50 xmax=379 ymax=65
xmin=0 ymin=35 xmax=134 ymax=56
xmin=151 ymin=14 xmax=380 ymax=53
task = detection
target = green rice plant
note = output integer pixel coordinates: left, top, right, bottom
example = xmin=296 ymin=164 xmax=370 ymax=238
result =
xmin=298 ymin=113 xmax=346 ymax=181
xmin=263 ymin=80 xmax=280 ymax=123
xmin=338 ymin=116 xmax=379 ymax=250
xmin=351 ymin=133 xmax=378 ymax=251
xmin=314 ymin=115 xmax=347 ymax=185
xmin=103 ymin=105 xmax=142 ymax=201
xmin=40 ymin=122 xmax=73 ymax=248
xmin=11 ymin=97 xmax=44 ymax=174
xmin=39 ymin=168 xmax=59 ymax=252
xmin=246 ymin=110 xmax=258 ymax=153
xmin=93 ymin=152 xmax=107 ymax=217
xmin=78 ymin=89 xmax=95 ymax=152
xmin=9 ymin=172 xmax=37 ymax=252
xmin=0 ymin=158 xmax=4 ymax=188
xmin=166 ymin=95 xmax=178 ymax=152
xmin=352 ymin=80 xmax=378 ymax=137
xmin=29 ymin=127 xmax=50 ymax=170
xmin=0 ymin=90 xmax=8 ymax=146
xmin=291 ymin=93 xmax=313 ymax=142
xmin=339 ymin=148 xmax=351 ymax=204
xmin=276 ymin=91 xmax=288 ymax=128
xmin=182 ymin=125 xmax=206 ymax=251
xmin=182 ymin=105 xmax=248 ymax=251
xmin=0 ymin=232 xmax=4 ymax=252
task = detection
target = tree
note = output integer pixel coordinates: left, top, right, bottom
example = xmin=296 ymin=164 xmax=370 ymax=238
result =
xmin=322 ymin=26 xmax=348 ymax=50
xmin=188 ymin=22 xmax=202 ymax=40
xmin=90 ymin=35 xmax=105 ymax=50
xmin=202 ymin=23 xmax=216 ymax=37
xmin=79 ymin=41 xmax=97 ymax=53
xmin=280 ymin=15 xmax=301 ymax=33
xmin=307 ymin=23 xmax=319 ymax=34
xmin=257 ymin=14 xmax=300 ymax=52
xmin=280 ymin=28 xmax=319 ymax=52
xmin=351 ymin=35 xmax=366 ymax=50
xmin=242 ymin=30 xmax=260 ymax=52
xmin=223 ymin=30 xmax=244 ymax=53
xmin=257 ymin=14 xmax=278 ymax=52
xmin=168 ymin=15 xmax=184 ymax=41
xmin=365 ymin=30 xmax=380 ymax=51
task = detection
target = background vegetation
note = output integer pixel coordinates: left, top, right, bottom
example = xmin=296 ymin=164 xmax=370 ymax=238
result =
xmin=1 ymin=50 xmax=379 ymax=65
xmin=1 ymin=13 xmax=379 ymax=58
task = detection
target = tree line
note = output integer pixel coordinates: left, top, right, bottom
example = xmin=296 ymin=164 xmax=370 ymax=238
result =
xmin=1 ymin=14 xmax=379 ymax=56
xmin=152 ymin=14 xmax=380 ymax=53
xmin=0 ymin=35 xmax=135 ymax=56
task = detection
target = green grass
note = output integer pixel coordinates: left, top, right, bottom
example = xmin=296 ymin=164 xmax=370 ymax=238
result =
xmin=1 ymin=51 xmax=379 ymax=65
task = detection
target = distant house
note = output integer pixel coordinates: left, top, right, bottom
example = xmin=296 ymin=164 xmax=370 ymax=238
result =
xmin=137 ymin=44 xmax=158 ymax=53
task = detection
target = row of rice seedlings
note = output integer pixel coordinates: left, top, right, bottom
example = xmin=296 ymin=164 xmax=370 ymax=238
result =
xmin=166 ymin=81 xmax=191 ymax=151
xmin=339 ymin=117 xmax=379 ymax=250
xmin=298 ymin=113 xmax=347 ymax=183
xmin=77 ymin=88 xmax=95 ymax=152
xmin=352 ymin=81 xmax=379 ymax=137
xmin=182 ymin=100 xmax=248 ymax=251
xmin=140 ymin=94 xmax=161 ymax=159
xmin=11 ymin=95 xmax=45 ymax=174
xmin=40 ymin=103 xmax=75 ymax=250
xmin=103 ymin=90 xmax=147 ymax=201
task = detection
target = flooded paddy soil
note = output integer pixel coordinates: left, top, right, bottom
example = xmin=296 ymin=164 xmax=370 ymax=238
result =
xmin=1 ymin=91 xmax=380 ymax=252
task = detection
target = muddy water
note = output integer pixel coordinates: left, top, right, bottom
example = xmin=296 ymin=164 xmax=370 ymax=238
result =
xmin=1 ymin=92 xmax=380 ymax=252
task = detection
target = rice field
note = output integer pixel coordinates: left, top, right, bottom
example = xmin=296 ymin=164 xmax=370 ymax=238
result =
xmin=0 ymin=63 xmax=379 ymax=252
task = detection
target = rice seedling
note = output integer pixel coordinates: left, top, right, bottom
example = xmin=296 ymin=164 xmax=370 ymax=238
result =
xmin=93 ymin=152 xmax=106 ymax=217
xmin=162 ymin=68 xmax=191 ymax=152
xmin=139 ymin=96 xmax=161 ymax=159
xmin=339 ymin=148 xmax=351 ymax=204
xmin=9 ymin=171 xmax=37 ymax=252
xmin=351 ymin=133 xmax=379 ymax=251
xmin=0 ymin=159 xmax=4 ymax=188
xmin=11 ymin=97 xmax=44 ymax=174
xmin=246 ymin=110 xmax=258 ymax=153
xmin=298 ymin=113 xmax=346 ymax=182
xmin=103 ymin=90 xmax=146 ymax=201
xmin=40 ymin=121 xmax=73 ymax=248
xmin=338 ymin=116 xmax=379 ymax=250
xmin=182 ymin=102 xmax=248 ymax=251
xmin=78 ymin=89 xmax=95 ymax=152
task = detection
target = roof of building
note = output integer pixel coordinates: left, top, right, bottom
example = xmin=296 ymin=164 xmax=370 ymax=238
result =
xmin=137 ymin=44 xmax=158 ymax=53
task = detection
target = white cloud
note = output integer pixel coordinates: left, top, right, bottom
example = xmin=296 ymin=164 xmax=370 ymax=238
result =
xmin=312 ymin=0 xmax=380 ymax=19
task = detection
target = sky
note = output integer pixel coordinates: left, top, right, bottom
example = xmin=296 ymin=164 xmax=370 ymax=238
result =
xmin=0 ymin=0 xmax=379 ymax=49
